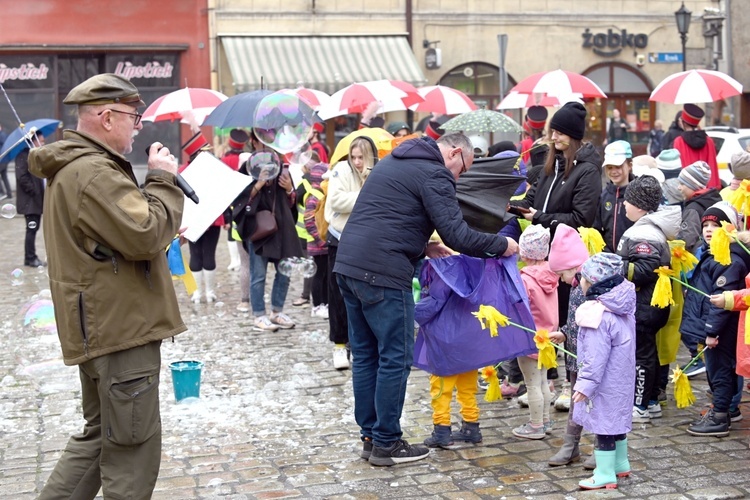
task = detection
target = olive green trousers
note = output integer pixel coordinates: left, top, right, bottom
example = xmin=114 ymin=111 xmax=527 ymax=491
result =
xmin=39 ymin=341 xmax=163 ymax=500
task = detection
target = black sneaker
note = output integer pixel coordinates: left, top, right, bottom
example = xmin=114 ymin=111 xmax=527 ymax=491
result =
xmin=729 ymin=407 xmax=742 ymax=423
xmin=360 ymin=437 xmax=373 ymax=459
xmin=368 ymin=439 xmax=429 ymax=466
xmin=687 ymin=409 xmax=729 ymax=437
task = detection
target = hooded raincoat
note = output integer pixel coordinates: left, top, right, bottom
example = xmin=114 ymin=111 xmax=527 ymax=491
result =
xmin=413 ymin=255 xmax=537 ymax=376
xmin=572 ymin=280 xmax=637 ymax=435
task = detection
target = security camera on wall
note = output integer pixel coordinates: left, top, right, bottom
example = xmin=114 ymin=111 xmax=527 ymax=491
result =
xmin=636 ymin=54 xmax=646 ymax=67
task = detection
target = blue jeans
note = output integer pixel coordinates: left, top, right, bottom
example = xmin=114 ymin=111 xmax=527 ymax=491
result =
xmin=336 ymin=274 xmax=414 ymax=448
xmin=245 ymin=241 xmax=290 ymax=316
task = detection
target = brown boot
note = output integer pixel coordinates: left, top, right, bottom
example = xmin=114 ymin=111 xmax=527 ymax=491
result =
xmin=548 ymin=433 xmax=581 ymax=466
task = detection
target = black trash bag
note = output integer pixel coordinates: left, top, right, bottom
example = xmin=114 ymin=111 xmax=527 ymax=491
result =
xmin=456 ymin=155 xmax=525 ymax=234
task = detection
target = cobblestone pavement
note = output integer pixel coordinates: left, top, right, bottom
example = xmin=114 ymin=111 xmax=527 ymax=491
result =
xmin=0 ymin=214 xmax=749 ymax=499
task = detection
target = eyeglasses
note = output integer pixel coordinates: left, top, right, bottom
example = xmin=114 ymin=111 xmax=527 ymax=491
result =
xmin=457 ymin=149 xmax=467 ymax=174
xmin=98 ymin=108 xmax=143 ymax=126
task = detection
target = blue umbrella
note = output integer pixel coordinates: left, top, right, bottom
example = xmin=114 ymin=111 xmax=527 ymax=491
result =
xmin=0 ymin=119 xmax=61 ymax=161
xmin=202 ymin=90 xmax=272 ymax=129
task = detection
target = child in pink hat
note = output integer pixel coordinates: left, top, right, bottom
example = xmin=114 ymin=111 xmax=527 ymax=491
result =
xmin=547 ymin=223 xmax=596 ymax=468
xmin=513 ymin=225 xmax=559 ymax=440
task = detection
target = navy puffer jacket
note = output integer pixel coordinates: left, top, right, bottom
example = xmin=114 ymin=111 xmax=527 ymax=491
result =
xmin=334 ymin=136 xmax=508 ymax=290
xmin=681 ymin=242 xmax=750 ymax=345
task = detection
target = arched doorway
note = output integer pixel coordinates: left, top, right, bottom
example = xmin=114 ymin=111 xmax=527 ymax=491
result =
xmin=583 ymin=63 xmax=654 ymax=156
xmin=438 ymin=62 xmax=518 ymax=144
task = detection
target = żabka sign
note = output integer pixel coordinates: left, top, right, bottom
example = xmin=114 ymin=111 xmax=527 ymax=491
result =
xmin=0 ymin=63 xmax=50 ymax=84
xmin=581 ymin=28 xmax=648 ymax=57
xmin=114 ymin=61 xmax=174 ymax=80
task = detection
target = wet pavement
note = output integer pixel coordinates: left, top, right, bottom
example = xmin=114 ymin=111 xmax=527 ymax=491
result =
xmin=0 ymin=213 xmax=748 ymax=499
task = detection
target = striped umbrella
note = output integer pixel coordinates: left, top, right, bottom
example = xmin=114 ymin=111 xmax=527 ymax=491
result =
xmin=511 ymin=69 xmax=607 ymax=99
xmin=281 ymin=87 xmax=331 ymax=111
xmin=496 ymin=91 xmax=580 ymax=110
xmin=317 ymin=80 xmax=423 ymax=120
xmin=142 ymin=88 xmax=227 ymax=125
xmin=649 ymin=69 xmax=743 ymax=104
xmin=412 ymin=85 xmax=477 ymax=115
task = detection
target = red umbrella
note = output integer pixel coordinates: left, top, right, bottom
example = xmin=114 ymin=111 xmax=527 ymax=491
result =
xmin=412 ymin=85 xmax=477 ymax=115
xmin=281 ymin=87 xmax=330 ymax=111
xmin=511 ymin=69 xmax=607 ymax=98
xmin=317 ymin=80 xmax=424 ymax=120
xmin=649 ymin=69 xmax=743 ymax=104
xmin=142 ymin=87 xmax=227 ymax=125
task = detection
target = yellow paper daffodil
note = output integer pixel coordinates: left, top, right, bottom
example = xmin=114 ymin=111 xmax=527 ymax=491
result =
xmin=533 ymin=329 xmax=558 ymax=370
xmin=480 ymin=365 xmax=502 ymax=402
xmin=670 ymin=366 xmax=696 ymax=409
xmin=472 ymin=305 xmax=509 ymax=337
xmin=729 ymin=179 xmax=750 ymax=216
xmin=709 ymin=222 xmax=733 ymax=265
xmin=651 ymin=267 xmax=676 ymax=308
xmin=578 ymin=227 xmax=606 ymax=256
xmin=669 ymin=240 xmax=698 ymax=278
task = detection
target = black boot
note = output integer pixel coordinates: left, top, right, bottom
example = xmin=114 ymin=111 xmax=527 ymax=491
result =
xmin=424 ymin=424 xmax=453 ymax=448
xmin=450 ymin=420 xmax=482 ymax=444
xmin=687 ymin=409 xmax=729 ymax=437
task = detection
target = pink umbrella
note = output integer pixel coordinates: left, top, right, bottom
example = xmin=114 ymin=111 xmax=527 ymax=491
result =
xmin=317 ymin=80 xmax=424 ymax=120
xmin=412 ymin=85 xmax=477 ymax=115
xmin=649 ymin=69 xmax=743 ymax=104
xmin=142 ymin=87 xmax=228 ymax=125
xmin=281 ymin=87 xmax=330 ymax=111
xmin=496 ymin=91 xmax=578 ymax=110
xmin=511 ymin=69 xmax=607 ymax=98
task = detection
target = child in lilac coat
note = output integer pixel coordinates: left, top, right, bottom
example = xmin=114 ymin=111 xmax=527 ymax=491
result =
xmin=572 ymin=252 xmax=636 ymax=490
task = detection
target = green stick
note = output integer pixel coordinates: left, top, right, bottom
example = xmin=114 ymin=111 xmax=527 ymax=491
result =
xmin=505 ymin=319 xmax=578 ymax=359
xmin=669 ymin=275 xmax=710 ymax=298
xmin=680 ymin=345 xmax=709 ymax=373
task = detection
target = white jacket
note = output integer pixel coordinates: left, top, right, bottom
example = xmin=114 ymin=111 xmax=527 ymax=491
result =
xmin=325 ymin=160 xmax=369 ymax=237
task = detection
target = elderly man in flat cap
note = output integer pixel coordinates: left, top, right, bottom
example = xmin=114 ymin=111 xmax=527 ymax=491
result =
xmin=29 ymin=73 xmax=186 ymax=499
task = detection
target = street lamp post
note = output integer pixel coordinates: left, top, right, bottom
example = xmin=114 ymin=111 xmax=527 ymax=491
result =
xmin=675 ymin=2 xmax=692 ymax=71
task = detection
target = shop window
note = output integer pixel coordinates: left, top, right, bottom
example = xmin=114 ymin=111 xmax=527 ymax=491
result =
xmin=583 ymin=63 xmax=653 ymax=155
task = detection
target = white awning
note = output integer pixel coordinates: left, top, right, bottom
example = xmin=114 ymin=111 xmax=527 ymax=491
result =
xmin=220 ymin=35 xmax=426 ymax=94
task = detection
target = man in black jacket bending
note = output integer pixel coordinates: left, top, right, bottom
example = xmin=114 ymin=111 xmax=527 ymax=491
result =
xmin=334 ymin=133 xmax=518 ymax=466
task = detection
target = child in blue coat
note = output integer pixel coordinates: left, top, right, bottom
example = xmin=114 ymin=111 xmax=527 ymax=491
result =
xmin=573 ymin=252 xmax=636 ymax=490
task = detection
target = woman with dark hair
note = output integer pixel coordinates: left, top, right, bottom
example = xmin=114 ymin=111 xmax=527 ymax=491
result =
xmin=512 ymin=102 xmax=602 ymax=232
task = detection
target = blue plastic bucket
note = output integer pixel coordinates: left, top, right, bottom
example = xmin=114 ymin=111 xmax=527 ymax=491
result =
xmin=169 ymin=360 xmax=204 ymax=401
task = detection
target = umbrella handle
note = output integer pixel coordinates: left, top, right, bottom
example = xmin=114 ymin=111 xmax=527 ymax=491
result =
xmin=0 ymin=127 xmax=38 ymax=162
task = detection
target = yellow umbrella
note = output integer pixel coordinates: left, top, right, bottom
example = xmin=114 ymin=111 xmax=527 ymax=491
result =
xmin=329 ymin=127 xmax=395 ymax=166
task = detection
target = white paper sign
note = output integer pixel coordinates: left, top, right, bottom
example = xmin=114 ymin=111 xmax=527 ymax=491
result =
xmin=179 ymin=152 xmax=252 ymax=242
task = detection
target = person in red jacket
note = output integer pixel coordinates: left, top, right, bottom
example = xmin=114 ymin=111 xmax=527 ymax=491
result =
xmin=673 ymin=103 xmax=720 ymax=189
xmin=518 ymin=106 xmax=548 ymax=164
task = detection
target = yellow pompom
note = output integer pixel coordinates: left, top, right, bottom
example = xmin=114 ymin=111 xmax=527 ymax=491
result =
xmin=472 ymin=305 xmax=509 ymax=337
xmin=578 ymin=227 xmax=606 ymax=256
xmin=651 ymin=267 xmax=676 ymax=308
xmin=670 ymin=366 xmax=696 ymax=409
xmin=669 ymin=240 xmax=698 ymax=278
xmin=533 ymin=329 xmax=558 ymax=370
xmin=709 ymin=223 xmax=732 ymax=265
